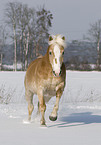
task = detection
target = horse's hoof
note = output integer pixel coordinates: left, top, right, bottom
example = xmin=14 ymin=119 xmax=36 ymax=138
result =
xmin=41 ymin=122 xmax=46 ymax=126
xmin=40 ymin=120 xmax=46 ymax=126
xmin=49 ymin=116 xmax=57 ymax=121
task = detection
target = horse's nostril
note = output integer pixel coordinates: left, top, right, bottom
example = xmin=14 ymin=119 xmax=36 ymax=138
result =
xmin=53 ymin=71 xmax=56 ymax=76
xmin=59 ymin=70 xmax=62 ymax=76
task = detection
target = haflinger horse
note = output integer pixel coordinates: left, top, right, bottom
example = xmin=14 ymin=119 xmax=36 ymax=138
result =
xmin=24 ymin=34 xmax=66 ymax=125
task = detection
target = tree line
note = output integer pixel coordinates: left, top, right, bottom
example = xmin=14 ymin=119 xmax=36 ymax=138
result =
xmin=0 ymin=2 xmax=53 ymax=71
xmin=84 ymin=19 xmax=101 ymax=70
xmin=0 ymin=2 xmax=101 ymax=71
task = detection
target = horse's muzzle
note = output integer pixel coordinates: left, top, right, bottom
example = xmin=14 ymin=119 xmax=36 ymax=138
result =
xmin=53 ymin=70 xmax=62 ymax=77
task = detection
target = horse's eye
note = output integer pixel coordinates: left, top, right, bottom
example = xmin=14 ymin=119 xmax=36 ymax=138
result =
xmin=49 ymin=51 xmax=52 ymax=55
xmin=62 ymin=51 xmax=64 ymax=55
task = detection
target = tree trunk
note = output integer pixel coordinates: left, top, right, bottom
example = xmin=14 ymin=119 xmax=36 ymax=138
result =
xmin=20 ymin=31 xmax=24 ymax=71
xmin=96 ymin=38 xmax=100 ymax=69
xmin=20 ymin=39 xmax=23 ymax=71
xmin=0 ymin=54 xmax=2 ymax=71
xmin=24 ymin=32 xmax=29 ymax=70
xmin=13 ymin=24 xmax=17 ymax=71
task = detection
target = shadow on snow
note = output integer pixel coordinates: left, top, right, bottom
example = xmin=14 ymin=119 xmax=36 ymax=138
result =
xmin=48 ymin=112 xmax=101 ymax=128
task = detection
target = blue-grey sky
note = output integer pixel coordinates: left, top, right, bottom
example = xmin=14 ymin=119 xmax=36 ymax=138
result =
xmin=0 ymin=0 xmax=101 ymax=41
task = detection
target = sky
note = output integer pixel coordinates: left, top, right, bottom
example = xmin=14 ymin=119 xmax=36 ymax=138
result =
xmin=0 ymin=0 xmax=101 ymax=41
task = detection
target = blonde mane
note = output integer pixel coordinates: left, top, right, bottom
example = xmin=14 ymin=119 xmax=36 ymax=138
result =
xmin=48 ymin=35 xmax=66 ymax=48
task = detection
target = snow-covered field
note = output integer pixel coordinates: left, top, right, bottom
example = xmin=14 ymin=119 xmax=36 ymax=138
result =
xmin=0 ymin=71 xmax=101 ymax=145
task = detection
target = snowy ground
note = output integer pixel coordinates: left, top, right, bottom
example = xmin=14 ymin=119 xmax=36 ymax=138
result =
xmin=0 ymin=71 xmax=101 ymax=145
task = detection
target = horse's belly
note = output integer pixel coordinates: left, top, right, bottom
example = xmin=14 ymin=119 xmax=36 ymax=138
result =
xmin=44 ymin=89 xmax=56 ymax=97
xmin=44 ymin=89 xmax=56 ymax=102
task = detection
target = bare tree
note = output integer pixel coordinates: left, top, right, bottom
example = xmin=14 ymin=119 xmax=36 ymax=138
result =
xmin=0 ymin=25 xmax=7 ymax=70
xmin=86 ymin=19 xmax=101 ymax=69
xmin=35 ymin=6 xmax=53 ymax=56
xmin=4 ymin=2 xmax=53 ymax=71
xmin=17 ymin=4 xmax=36 ymax=70
xmin=5 ymin=2 xmax=20 ymax=71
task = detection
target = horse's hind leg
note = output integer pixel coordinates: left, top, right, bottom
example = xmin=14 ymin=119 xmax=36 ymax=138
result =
xmin=25 ymin=90 xmax=34 ymax=121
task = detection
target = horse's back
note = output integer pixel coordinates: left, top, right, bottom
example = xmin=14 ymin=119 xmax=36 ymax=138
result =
xmin=27 ymin=56 xmax=43 ymax=71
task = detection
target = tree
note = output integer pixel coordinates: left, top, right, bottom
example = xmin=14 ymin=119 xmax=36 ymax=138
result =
xmin=86 ymin=19 xmax=101 ymax=69
xmin=0 ymin=25 xmax=7 ymax=70
xmin=17 ymin=3 xmax=36 ymax=70
xmin=5 ymin=2 xmax=20 ymax=71
xmin=35 ymin=6 xmax=53 ymax=56
xmin=5 ymin=2 xmax=36 ymax=70
xmin=4 ymin=2 xmax=53 ymax=71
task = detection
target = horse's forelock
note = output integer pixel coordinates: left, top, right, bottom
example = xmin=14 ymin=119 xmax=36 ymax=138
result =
xmin=48 ymin=35 xmax=66 ymax=48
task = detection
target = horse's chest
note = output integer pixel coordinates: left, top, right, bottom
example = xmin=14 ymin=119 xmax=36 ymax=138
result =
xmin=44 ymin=78 xmax=61 ymax=96
xmin=46 ymin=78 xmax=59 ymax=89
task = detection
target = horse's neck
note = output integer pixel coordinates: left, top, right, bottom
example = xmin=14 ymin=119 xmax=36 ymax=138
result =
xmin=43 ymin=48 xmax=51 ymax=68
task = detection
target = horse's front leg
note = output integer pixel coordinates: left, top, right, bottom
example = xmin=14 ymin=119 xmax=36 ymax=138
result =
xmin=37 ymin=90 xmax=46 ymax=125
xmin=49 ymin=88 xmax=63 ymax=121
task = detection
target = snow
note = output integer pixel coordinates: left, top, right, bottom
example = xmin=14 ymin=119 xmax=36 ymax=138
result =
xmin=0 ymin=71 xmax=101 ymax=145
xmin=3 ymin=64 xmax=22 ymax=70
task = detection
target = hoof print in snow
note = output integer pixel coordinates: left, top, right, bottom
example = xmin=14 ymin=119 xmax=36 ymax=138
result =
xmin=23 ymin=119 xmax=31 ymax=124
xmin=49 ymin=116 xmax=57 ymax=121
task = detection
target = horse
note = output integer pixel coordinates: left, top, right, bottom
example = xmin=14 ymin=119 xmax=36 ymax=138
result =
xmin=24 ymin=35 xmax=66 ymax=125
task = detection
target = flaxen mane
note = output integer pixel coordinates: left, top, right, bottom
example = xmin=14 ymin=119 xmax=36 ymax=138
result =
xmin=48 ymin=35 xmax=66 ymax=47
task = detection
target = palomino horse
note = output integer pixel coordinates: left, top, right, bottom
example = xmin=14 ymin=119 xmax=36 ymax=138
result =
xmin=24 ymin=35 xmax=66 ymax=125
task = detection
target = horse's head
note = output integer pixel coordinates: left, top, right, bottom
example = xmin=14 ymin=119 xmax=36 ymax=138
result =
xmin=48 ymin=35 xmax=66 ymax=77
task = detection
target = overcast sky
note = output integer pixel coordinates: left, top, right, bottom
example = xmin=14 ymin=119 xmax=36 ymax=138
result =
xmin=0 ymin=0 xmax=101 ymax=41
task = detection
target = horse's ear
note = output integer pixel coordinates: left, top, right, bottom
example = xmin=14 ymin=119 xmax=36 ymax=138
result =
xmin=49 ymin=36 xmax=53 ymax=41
xmin=62 ymin=36 xmax=65 ymax=40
